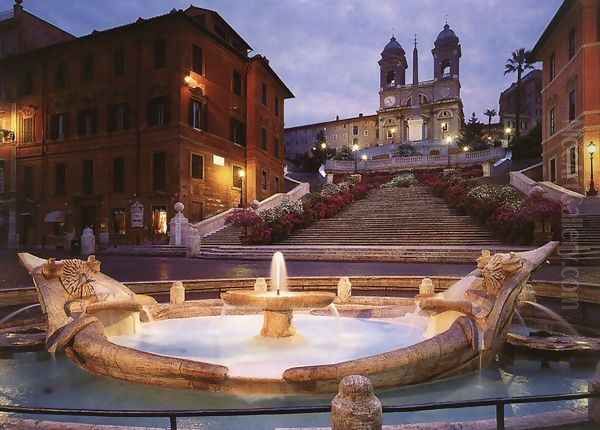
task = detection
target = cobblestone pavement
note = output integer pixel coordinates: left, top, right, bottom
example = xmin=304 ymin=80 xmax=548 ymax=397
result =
xmin=2 ymin=249 xmax=599 ymax=290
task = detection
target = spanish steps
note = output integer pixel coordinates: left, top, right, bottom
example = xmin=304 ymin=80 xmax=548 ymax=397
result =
xmin=199 ymin=185 xmax=513 ymax=261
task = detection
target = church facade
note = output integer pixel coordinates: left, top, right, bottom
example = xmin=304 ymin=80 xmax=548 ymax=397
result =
xmin=285 ymin=24 xmax=464 ymax=159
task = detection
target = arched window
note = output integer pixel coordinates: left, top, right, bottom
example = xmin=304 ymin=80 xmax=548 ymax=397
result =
xmin=441 ymin=61 xmax=451 ymax=77
xmin=419 ymin=94 xmax=429 ymax=104
xmin=405 ymin=97 xmax=412 ymax=107
xmin=386 ymin=70 xmax=395 ymax=85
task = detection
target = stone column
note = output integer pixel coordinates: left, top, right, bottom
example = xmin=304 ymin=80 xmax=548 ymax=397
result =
xmin=331 ymin=375 xmax=382 ymax=430
xmin=590 ymin=362 xmax=600 ymax=424
xmin=169 ymin=202 xmax=188 ymax=246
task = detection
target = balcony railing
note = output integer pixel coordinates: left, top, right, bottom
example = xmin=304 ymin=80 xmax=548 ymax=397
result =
xmin=325 ymin=147 xmax=506 ymax=173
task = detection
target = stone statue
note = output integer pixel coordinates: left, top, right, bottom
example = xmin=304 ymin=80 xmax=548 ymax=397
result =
xmin=337 ymin=277 xmax=352 ymax=302
xmin=254 ymin=277 xmax=268 ymax=293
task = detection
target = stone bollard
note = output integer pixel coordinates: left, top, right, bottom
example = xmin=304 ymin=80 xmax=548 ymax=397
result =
xmin=254 ymin=278 xmax=268 ymax=293
xmin=590 ymin=362 xmax=600 ymax=424
xmin=331 ymin=375 xmax=382 ymax=430
xmin=81 ymin=227 xmax=96 ymax=256
xmin=170 ymin=281 xmax=185 ymax=305
xmin=337 ymin=277 xmax=352 ymax=303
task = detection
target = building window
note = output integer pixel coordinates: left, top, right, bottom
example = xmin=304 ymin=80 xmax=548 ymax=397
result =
xmin=274 ymin=138 xmax=280 ymax=158
xmin=353 ymin=126 xmax=359 ymax=136
xmin=55 ymin=63 xmax=67 ymax=89
xmin=192 ymin=45 xmax=203 ymax=75
xmin=154 ymin=39 xmax=166 ymax=69
xmin=19 ymin=72 xmax=33 ymax=96
xmin=77 ymin=109 xmax=97 ymax=136
xmin=24 ymin=166 xmax=34 ymax=199
xmin=260 ymin=127 xmax=267 ymax=150
xmin=386 ymin=128 xmax=394 ymax=139
xmin=333 ymin=134 xmax=338 ymax=140
xmin=232 ymin=165 xmax=243 ymax=189
xmin=568 ymin=146 xmax=577 ymax=176
xmin=231 ymin=118 xmax=245 ymax=146
xmin=112 ymin=209 xmax=126 ymax=235
xmin=363 ymin=130 xmax=368 ymax=136
xmin=569 ymin=89 xmax=576 ymax=122
xmin=386 ymin=70 xmax=395 ymax=85
xmin=568 ymin=28 xmax=576 ymax=60
xmin=261 ymin=169 xmax=268 ymax=191
xmin=82 ymin=159 xmax=94 ymax=195
xmin=191 ymin=154 xmax=204 ymax=179
xmin=549 ymin=108 xmax=556 ymax=135
xmin=549 ymin=52 xmax=556 ymax=81
xmin=23 ymin=117 xmax=34 ymax=143
xmin=109 ymin=103 xmax=129 ymax=131
xmin=261 ymin=83 xmax=267 ymax=105
xmin=153 ymin=152 xmax=167 ymax=191
xmin=549 ymin=158 xmax=557 ymax=182
xmin=114 ymin=49 xmax=125 ymax=76
xmin=274 ymin=96 xmax=279 ymax=116
xmin=189 ymin=100 xmax=205 ymax=130
xmin=82 ymin=54 xmax=94 ymax=82
xmin=274 ymin=176 xmax=280 ymax=193
xmin=113 ymin=157 xmax=125 ymax=193
xmin=50 ymin=113 xmax=67 ymax=140
xmin=352 ymin=138 xmax=359 ymax=146
xmin=148 ymin=97 xmax=168 ymax=126
xmin=232 ymin=70 xmax=242 ymax=96
xmin=55 ymin=163 xmax=66 ymax=196
xmin=441 ymin=122 xmax=449 ymax=132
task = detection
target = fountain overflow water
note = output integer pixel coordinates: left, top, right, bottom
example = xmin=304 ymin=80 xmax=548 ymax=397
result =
xmin=0 ymin=303 xmax=41 ymax=326
xmin=520 ymin=301 xmax=579 ymax=336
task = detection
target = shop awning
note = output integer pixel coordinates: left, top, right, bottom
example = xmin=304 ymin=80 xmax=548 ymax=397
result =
xmin=44 ymin=210 xmax=65 ymax=223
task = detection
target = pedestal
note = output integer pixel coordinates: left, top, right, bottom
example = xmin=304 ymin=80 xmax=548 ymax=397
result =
xmin=261 ymin=310 xmax=295 ymax=337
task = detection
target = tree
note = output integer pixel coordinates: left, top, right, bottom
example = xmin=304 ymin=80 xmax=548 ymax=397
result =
xmin=483 ymin=108 xmax=497 ymax=134
xmin=504 ymin=48 xmax=534 ymax=138
xmin=457 ymin=113 xmax=488 ymax=151
xmin=509 ymin=122 xmax=542 ymax=161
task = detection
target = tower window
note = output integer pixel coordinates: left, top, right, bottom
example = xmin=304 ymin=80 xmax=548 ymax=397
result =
xmin=386 ymin=70 xmax=395 ymax=85
xmin=568 ymin=89 xmax=576 ymax=122
xmin=441 ymin=62 xmax=451 ymax=77
xmin=549 ymin=52 xmax=556 ymax=81
xmin=568 ymin=28 xmax=576 ymax=60
xmin=154 ymin=39 xmax=166 ymax=69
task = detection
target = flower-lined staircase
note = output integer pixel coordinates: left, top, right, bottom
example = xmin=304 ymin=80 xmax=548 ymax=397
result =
xmin=199 ymin=185 xmax=521 ymax=262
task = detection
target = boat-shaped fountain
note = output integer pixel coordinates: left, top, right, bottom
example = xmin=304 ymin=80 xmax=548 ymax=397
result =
xmin=17 ymin=242 xmax=558 ymax=395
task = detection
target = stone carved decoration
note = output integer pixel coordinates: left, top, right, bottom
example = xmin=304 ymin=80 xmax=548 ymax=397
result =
xmin=170 ymin=281 xmax=185 ymax=305
xmin=57 ymin=258 xmax=99 ymax=299
xmin=331 ymin=375 xmax=382 ymax=430
xmin=337 ymin=277 xmax=352 ymax=303
xmin=418 ymin=277 xmax=435 ymax=297
xmin=477 ymin=251 xmax=523 ymax=296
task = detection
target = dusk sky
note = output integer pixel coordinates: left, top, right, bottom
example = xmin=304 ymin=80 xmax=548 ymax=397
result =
xmin=3 ymin=0 xmax=561 ymax=128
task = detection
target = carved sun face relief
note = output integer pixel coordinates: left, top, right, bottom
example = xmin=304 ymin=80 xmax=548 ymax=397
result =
xmin=59 ymin=259 xmax=97 ymax=299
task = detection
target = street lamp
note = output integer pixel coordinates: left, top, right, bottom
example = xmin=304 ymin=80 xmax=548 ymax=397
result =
xmin=352 ymin=144 xmax=359 ymax=173
xmin=505 ymin=127 xmax=512 ymax=147
xmin=463 ymin=146 xmax=469 ymax=152
xmin=320 ymin=142 xmax=327 ymax=150
xmin=587 ymin=142 xmax=597 ymax=197
xmin=238 ymin=169 xmax=246 ymax=207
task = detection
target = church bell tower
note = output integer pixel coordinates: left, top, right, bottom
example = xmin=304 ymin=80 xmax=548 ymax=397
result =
xmin=379 ymin=36 xmax=408 ymax=88
xmin=432 ymin=23 xmax=461 ymax=80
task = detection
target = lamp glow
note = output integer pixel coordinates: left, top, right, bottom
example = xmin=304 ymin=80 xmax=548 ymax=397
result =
xmin=320 ymin=142 xmax=327 ymax=149
xmin=352 ymin=144 xmax=359 ymax=152
xmin=445 ymin=136 xmax=453 ymax=144
xmin=238 ymin=169 xmax=245 ymax=178
xmin=505 ymin=127 xmax=512 ymax=135
xmin=588 ymin=142 xmax=597 ymax=155
xmin=463 ymin=146 xmax=469 ymax=152
xmin=361 ymin=154 xmax=368 ymax=161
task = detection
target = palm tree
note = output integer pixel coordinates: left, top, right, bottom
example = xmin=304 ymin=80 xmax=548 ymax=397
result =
xmin=504 ymin=48 xmax=534 ymax=138
xmin=483 ymin=108 xmax=497 ymax=137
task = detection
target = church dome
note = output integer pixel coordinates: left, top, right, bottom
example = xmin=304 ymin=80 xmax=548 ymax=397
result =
xmin=381 ymin=36 xmax=406 ymax=57
xmin=435 ymin=24 xmax=459 ymax=44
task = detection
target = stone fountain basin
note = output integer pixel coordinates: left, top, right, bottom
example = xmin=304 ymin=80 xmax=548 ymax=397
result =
xmin=221 ymin=290 xmax=335 ymax=311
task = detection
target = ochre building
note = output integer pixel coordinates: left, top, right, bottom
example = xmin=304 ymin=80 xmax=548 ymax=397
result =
xmin=0 ymin=2 xmax=293 ymax=247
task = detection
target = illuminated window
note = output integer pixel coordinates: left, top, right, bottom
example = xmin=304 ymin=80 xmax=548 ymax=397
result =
xmin=212 ymin=154 xmax=225 ymax=166
xmin=232 ymin=165 xmax=243 ymax=188
xmin=152 ymin=206 xmax=168 ymax=235
xmin=23 ymin=117 xmax=34 ymax=142
xmin=192 ymin=45 xmax=203 ymax=75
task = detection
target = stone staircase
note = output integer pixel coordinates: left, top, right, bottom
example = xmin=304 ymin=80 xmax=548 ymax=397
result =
xmin=199 ymin=185 xmax=510 ymax=261
xmin=559 ymin=214 xmax=600 ymax=265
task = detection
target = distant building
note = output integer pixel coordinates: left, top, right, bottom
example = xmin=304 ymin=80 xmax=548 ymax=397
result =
xmin=499 ymin=69 xmax=542 ymax=138
xmin=285 ymin=23 xmax=465 ymax=159
xmin=0 ymin=2 xmax=293 ymax=247
xmin=531 ymin=0 xmax=600 ymax=195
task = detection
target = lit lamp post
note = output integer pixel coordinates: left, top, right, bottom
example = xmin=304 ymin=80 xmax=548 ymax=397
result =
xmin=505 ymin=127 xmax=512 ymax=147
xmin=352 ymin=143 xmax=359 ymax=173
xmin=445 ymin=136 xmax=453 ymax=168
xmin=238 ymin=169 xmax=246 ymax=207
xmin=587 ymin=142 xmax=598 ymax=197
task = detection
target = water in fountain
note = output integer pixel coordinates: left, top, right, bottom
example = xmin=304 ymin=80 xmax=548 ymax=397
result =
xmin=520 ymin=301 xmax=578 ymax=336
xmin=270 ymin=251 xmax=287 ymax=294
xmin=328 ymin=303 xmax=340 ymax=318
xmin=0 ymin=303 xmax=41 ymax=326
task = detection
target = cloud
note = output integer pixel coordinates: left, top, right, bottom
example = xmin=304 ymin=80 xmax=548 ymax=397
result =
xmin=9 ymin=0 xmax=562 ymax=127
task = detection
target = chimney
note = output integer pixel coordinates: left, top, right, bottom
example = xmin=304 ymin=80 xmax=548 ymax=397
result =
xmin=412 ymin=34 xmax=419 ymax=85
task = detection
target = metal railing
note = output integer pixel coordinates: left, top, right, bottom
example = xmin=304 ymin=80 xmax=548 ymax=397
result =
xmin=0 ymin=391 xmax=596 ymax=430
